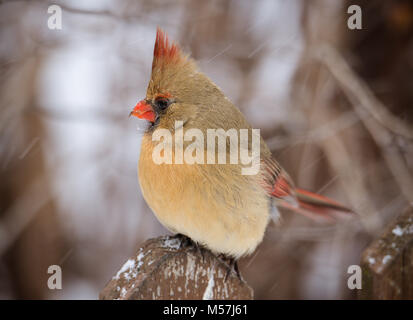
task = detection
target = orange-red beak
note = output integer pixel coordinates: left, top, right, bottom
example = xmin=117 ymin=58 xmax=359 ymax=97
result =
xmin=129 ymin=100 xmax=156 ymax=123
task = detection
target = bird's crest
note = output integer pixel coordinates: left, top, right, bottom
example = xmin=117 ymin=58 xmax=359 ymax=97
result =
xmin=152 ymin=28 xmax=185 ymax=71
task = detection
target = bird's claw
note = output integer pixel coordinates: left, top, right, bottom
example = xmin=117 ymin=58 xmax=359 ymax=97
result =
xmin=223 ymin=257 xmax=242 ymax=282
xmin=172 ymin=233 xmax=206 ymax=262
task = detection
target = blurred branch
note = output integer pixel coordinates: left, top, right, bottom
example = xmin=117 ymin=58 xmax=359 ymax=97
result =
xmin=0 ymin=0 xmax=145 ymax=23
xmin=266 ymin=109 xmax=360 ymax=150
xmin=317 ymin=45 xmax=413 ymax=203
xmin=316 ymin=46 xmax=413 ymax=140
xmin=0 ymin=177 xmax=51 ymax=256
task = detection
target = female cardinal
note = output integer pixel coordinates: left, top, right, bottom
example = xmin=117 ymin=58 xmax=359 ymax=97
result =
xmin=130 ymin=28 xmax=352 ymax=261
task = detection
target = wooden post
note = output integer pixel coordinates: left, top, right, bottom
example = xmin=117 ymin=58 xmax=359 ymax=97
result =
xmin=100 ymin=235 xmax=253 ymax=300
xmin=359 ymin=206 xmax=413 ymax=299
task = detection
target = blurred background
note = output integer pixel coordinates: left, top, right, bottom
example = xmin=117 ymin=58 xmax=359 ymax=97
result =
xmin=1 ymin=0 xmax=412 ymax=299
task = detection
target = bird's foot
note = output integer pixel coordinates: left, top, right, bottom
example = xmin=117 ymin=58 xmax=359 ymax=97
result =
xmin=172 ymin=234 xmax=206 ymax=262
xmin=171 ymin=233 xmax=192 ymax=248
xmin=219 ymin=255 xmax=242 ymax=282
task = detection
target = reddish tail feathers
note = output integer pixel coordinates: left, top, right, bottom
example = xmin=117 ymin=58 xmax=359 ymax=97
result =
xmin=270 ymin=175 xmax=353 ymax=223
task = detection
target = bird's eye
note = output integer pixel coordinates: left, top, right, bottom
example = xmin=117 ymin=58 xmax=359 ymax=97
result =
xmin=154 ymin=98 xmax=170 ymax=111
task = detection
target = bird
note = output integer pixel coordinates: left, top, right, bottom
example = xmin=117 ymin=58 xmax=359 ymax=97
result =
xmin=130 ymin=28 xmax=353 ymax=269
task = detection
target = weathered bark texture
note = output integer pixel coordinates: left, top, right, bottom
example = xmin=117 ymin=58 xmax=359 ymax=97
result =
xmin=359 ymin=207 xmax=413 ymax=299
xmin=100 ymin=236 xmax=254 ymax=300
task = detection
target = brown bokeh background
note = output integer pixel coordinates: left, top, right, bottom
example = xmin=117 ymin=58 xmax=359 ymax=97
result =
xmin=1 ymin=0 xmax=412 ymax=299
